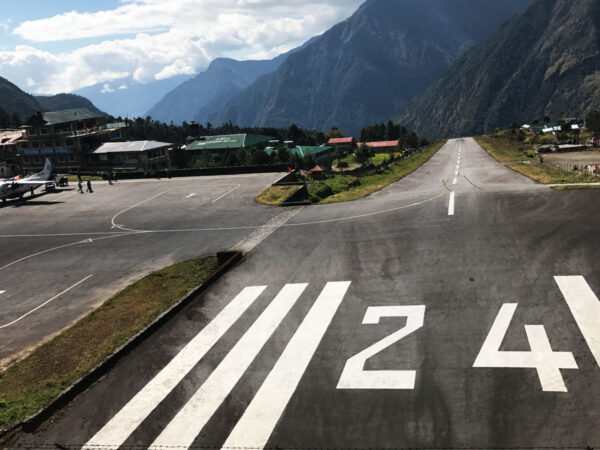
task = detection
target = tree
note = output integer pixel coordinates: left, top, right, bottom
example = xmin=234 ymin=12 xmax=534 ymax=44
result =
xmin=587 ymin=110 xmax=600 ymax=148
xmin=327 ymin=127 xmax=343 ymax=139
xmin=169 ymin=145 xmax=190 ymax=169
xmin=249 ymin=148 xmax=270 ymax=165
xmin=336 ymin=160 xmax=349 ymax=170
xmin=354 ymin=144 xmax=374 ymax=167
xmin=276 ymin=147 xmax=291 ymax=163
xmin=224 ymin=151 xmax=240 ymax=166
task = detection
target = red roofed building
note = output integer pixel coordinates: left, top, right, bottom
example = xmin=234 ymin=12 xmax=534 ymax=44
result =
xmin=328 ymin=137 xmax=355 ymax=145
xmin=310 ymin=164 xmax=327 ymax=179
xmin=364 ymin=140 xmax=399 ymax=153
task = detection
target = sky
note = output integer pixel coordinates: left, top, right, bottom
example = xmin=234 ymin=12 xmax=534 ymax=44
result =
xmin=0 ymin=0 xmax=364 ymax=95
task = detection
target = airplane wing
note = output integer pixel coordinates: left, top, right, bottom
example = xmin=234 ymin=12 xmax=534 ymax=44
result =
xmin=11 ymin=180 xmax=53 ymax=185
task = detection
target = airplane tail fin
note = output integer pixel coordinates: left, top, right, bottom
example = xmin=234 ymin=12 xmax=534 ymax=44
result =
xmin=39 ymin=157 xmax=55 ymax=180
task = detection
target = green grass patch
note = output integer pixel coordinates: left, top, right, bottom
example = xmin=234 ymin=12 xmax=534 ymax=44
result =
xmin=475 ymin=136 xmax=600 ymax=186
xmin=311 ymin=142 xmax=444 ymax=204
xmin=0 ymin=256 xmax=218 ymax=431
xmin=255 ymin=185 xmax=302 ymax=206
xmin=550 ymin=184 xmax=600 ymax=191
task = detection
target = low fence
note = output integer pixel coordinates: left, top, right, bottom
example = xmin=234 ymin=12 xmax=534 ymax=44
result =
xmin=74 ymin=164 xmax=290 ymax=180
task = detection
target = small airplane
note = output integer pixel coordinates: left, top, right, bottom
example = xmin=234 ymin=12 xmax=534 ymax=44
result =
xmin=0 ymin=157 xmax=56 ymax=204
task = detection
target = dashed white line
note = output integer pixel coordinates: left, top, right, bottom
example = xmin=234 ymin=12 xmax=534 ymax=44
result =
xmin=150 ymin=283 xmax=308 ymax=449
xmin=448 ymin=192 xmax=455 ymax=216
xmin=185 ymin=193 xmax=196 ymax=198
xmin=83 ymin=285 xmax=267 ymax=449
xmin=0 ymin=274 xmax=93 ymax=329
xmin=455 ymin=170 xmax=459 ymax=176
xmin=222 ymin=281 xmax=351 ymax=449
xmin=452 ymin=177 xmax=458 ymax=185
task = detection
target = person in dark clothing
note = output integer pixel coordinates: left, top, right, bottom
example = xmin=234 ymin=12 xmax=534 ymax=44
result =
xmin=77 ymin=180 xmax=84 ymax=193
xmin=86 ymin=180 xmax=93 ymax=193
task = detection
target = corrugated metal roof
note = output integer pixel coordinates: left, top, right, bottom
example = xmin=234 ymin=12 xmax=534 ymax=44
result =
xmin=93 ymin=141 xmax=172 ymax=154
xmin=42 ymin=108 xmax=102 ymax=126
xmin=364 ymin=140 xmax=399 ymax=148
xmin=0 ymin=130 xmax=25 ymax=146
xmin=265 ymin=146 xmax=332 ymax=158
xmin=328 ymin=137 xmax=355 ymax=145
xmin=187 ymin=134 xmax=274 ymax=151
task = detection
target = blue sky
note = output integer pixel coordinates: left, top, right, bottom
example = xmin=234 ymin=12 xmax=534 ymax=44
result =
xmin=0 ymin=0 xmax=363 ymax=94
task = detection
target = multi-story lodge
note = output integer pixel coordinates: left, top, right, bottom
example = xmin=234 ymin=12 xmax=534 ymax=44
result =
xmin=19 ymin=108 xmax=125 ymax=173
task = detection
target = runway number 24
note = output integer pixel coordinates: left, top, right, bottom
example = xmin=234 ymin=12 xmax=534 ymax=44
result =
xmin=336 ymin=276 xmax=599 ymax=393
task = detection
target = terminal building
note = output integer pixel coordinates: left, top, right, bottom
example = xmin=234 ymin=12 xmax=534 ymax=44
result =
xmin=92 ymin=140 xmax=172 ymax=173
xmin=18 ymin=108 xmax=125 ymax=172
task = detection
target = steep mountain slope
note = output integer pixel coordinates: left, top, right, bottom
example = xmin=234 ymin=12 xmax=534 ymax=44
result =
xmin=147 ymin=57 xmax=284 ymax=124
xmin=0 ymin=76 xmax=105 ymax=121
xmin=209 ymin=0 xmax=532 ymax=135
xmin=397 ymin=0 xmax=600 ymax=139
xmin=147 ymin=39 xmax=319 ymax=124
xmin=73 ymin=75 xmax=192 ymax=119
xmin=0 ymin=76 xmax=41 ymax=119
xmin=35 ymin=93 xmax=105 ymax=116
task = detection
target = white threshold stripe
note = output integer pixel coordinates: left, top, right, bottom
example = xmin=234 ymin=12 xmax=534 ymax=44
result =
xmin=150 ymin=283 xmax=308 ymax=449
xmin=555 ymin=276 xmax=600 ymax=367
xmin=0 ymin=274 xmax=93 ymax=329
xmin=83 ymin=285 xmax=267 ymax=449
xmin=448 ymin=192 xmax=455 ymax=216
xmin=222 ymin=281 xmax=351 ymax=450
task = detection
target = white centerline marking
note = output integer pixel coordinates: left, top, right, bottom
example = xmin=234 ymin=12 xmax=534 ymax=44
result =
xmin=448 ymin=192 xmax=455 ymax=216
xmin=454 ymin=170 xmax=459 ymax=176
xmin=83 ymin=286 xmax=267 ymax=449
xmin=0 ymin=290 xmax=5 ymax=294
xmin=150 ymin=283 xmax=308 ymax=449
xmin=0 ymin=274 xmax=93 ymax=329
xmin=223 ymin=282 xmax=351 ymax=450
xmin=212 ymin=184 xmax=240 ymax=203
xmin=555 ymin=276 xmax=600 ymax=367
xmin=452 ymin=177 xmax=458 ymax=185
xmin=186 ymin=193 xmax=196 ymax=198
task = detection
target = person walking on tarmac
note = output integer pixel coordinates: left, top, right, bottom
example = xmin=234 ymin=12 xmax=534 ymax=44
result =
xmin=77 ymin=180 xmax=84 ymax=194
xmin=86 ymin=179 xmax=93 ymax=193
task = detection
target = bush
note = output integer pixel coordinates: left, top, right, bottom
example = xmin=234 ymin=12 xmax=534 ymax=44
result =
xmin=524 ymin=150 xmax=536 ymax=158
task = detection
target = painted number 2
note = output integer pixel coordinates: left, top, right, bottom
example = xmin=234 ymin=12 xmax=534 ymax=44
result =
xmin=337 ymin=305 xmax=425 ymax=390
xmin=473 ymin=303 xmax=578 ymax=392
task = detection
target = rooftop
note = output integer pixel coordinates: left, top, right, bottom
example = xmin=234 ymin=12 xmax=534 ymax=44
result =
xmin=93 ymin=141 xmax=173 ymax=154
xmin=328 ymin=137 xmax=355 ymax=145
xmin=363 ymin=140 xmax=399 ymax=148
xmin=187 ymin=134 xmax=274 ymax=151
xmin=42 ymin=108 xmax=102 ymax=126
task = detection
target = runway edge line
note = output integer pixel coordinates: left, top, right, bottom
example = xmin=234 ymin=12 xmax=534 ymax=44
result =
xmin=0 ymin=250 xmax=244 ymax=441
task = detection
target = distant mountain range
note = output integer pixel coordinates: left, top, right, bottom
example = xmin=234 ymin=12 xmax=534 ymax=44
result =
xmin=74 ymin=75 xmax=193 ymax=119
xmin=146 ymin=38 xmax=319 ymax=125
xmin=397 ymin=0 xmax=600 ymax=138
xmin=206 ymin=0 xmax=532 ymax=135
xmin=0 ymin=76 xmax=104 ymax=120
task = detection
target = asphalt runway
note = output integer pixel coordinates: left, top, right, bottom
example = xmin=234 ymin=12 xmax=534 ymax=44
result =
xmin=9 ymin=138 xmax=600 ymax=449
xmin=0 ymin=172 xmax=285 ymax=366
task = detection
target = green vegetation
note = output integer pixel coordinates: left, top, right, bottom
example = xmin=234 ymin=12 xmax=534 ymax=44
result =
xmin=255 ymin=185 xmax=302 ymax=206
xmin=0 ymin=256 xmax=218 ymax=430
xmin=310 ymin=141 xmax=444 ymax=204
xmin=475 ymin=135 xmax=599 ymax=186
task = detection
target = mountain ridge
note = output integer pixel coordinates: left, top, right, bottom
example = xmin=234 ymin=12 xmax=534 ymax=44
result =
xmin=208 ymin=0 xmax=532 ymax=135
xmin=396 ymin=0 xmax=600 ymax=138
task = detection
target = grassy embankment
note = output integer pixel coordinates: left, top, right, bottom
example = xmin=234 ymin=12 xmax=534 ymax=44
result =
xmin=255 ymin=184 xmax=302 ymax=205
xmin=475 ymin=135 xmax=599 ymax=189
xmin=311 ymin=141 xmax=444 ymax=204
xmin=0 ymin=256 xmax=218 ymax=431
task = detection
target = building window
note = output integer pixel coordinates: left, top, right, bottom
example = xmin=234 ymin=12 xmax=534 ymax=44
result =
xmin=41 ymin=127 xmax=49 ymax=135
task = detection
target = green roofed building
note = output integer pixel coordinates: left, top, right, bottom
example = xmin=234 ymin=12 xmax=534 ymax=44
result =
xmin=265 ymin=146 xmax=332 ymax=158
xmin=186 ymin=134 xmax=274 ymax=159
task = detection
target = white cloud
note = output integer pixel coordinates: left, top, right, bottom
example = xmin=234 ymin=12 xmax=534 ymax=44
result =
xmin=118 ymin=84 xmax=128 ymax=90
xmin=101 ymin=83 xmax=115 ymax=93
xmin=0 ymin=0 xmax=363 ymax=94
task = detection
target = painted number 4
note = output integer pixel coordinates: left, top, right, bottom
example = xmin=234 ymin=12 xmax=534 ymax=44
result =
xmin=473 ymin=303 xmax=577 ymax=392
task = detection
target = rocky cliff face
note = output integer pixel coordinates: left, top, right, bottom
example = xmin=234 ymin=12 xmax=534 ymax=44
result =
xmin=209 ymin=0 xmax=531 ymax=135
xmin=397 ymin=0 xmax=600 ymax=138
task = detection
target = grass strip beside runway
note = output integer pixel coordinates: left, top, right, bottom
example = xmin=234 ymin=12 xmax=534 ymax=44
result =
xmin=316 ymin=141 xmax=444 ymax=204
xmin=255 ymin=185 xmax=302 ymax=205
xmin=0 ymin=256 xmax=218 ymax=430
xmin=475 ymin=136 xmax=600 ymax=186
